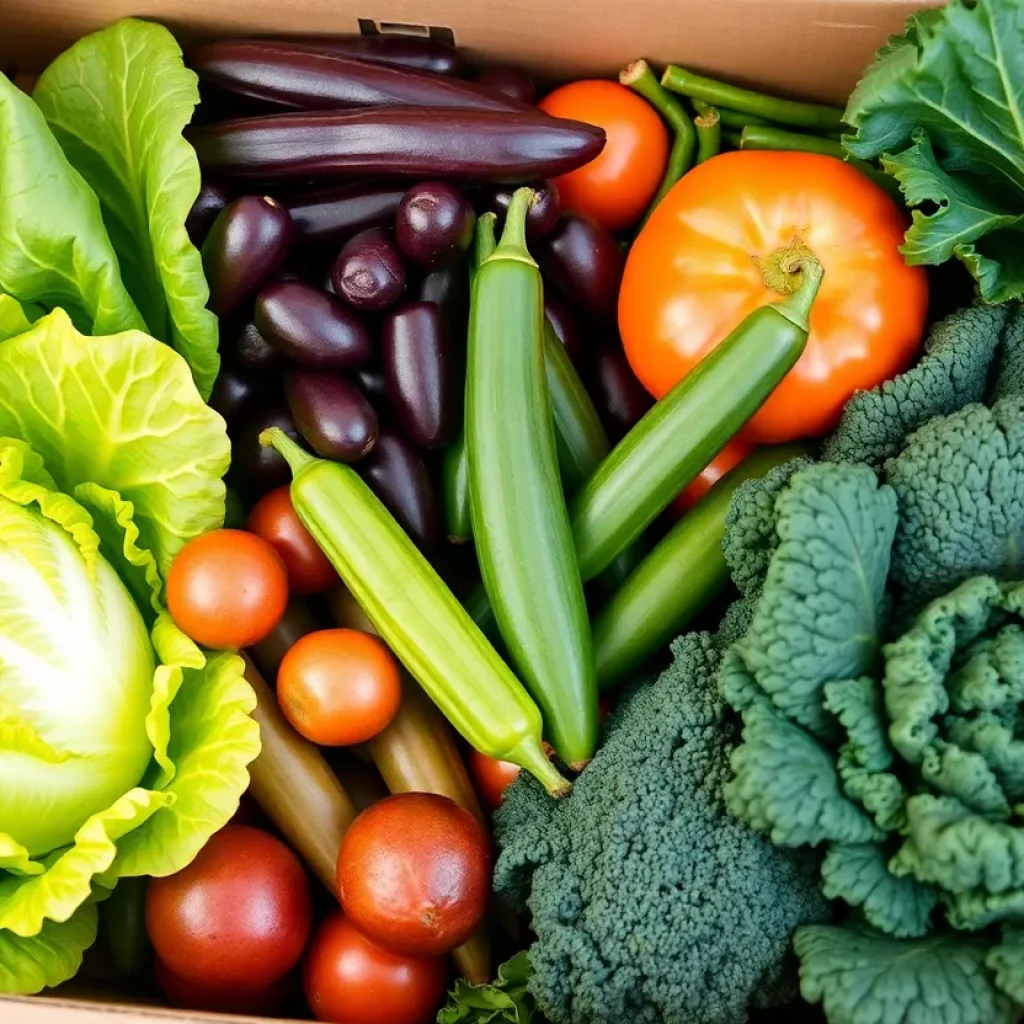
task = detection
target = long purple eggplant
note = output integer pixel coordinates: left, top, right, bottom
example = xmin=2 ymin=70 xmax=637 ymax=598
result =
xmin=285 ymin=182 xmax=406 ymax=246
xmin=258 ymin=34 xmax=465 ymax=76
xmin=190 ymin=41 xmax=526 ymax=114
xmin=191 ymin=107 xmax=606 ymax=184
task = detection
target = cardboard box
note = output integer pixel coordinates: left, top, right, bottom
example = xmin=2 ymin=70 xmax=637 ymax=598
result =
xmin=0 ymin=0 xmax=933 ymax=1020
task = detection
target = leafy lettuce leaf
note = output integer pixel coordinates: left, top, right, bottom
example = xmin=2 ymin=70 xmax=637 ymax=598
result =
xmin=0 ymin=903 xmax=98 ymax=995
xmin=0 ymin=296 xmax=40 ymax=344
xmin=0 ymin=74 xmax=144 ymax=336
xmin=34 ymin=19 xmax=219 ymax=398
xmin=438 ymin=953 xmax=538 ymax=1024
xmin=0 ymin=309 xmax=228 ymax=574
xmin=844 ymin=0 xmax=1024 ymax=303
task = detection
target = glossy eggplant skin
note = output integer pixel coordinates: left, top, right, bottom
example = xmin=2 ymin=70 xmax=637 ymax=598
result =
xmin=587 ymin=340 xmax=654 ymax=442
xmin=255 ymin=34 xmax=465 ymax=76
xmin=359 ymin=428 xmax=441 ymax=553
xmin=286 ymin=182 xmax=406 ymax=247
xmin=396 ymin=182 xmax=476 ymax=269
xmin=486 ymin=181 xmax=560 ymax=241
xmin=191 ymin=107 xmax=607 ymax=185
xmin=382 ymin=302 xmax=455 ymax=449
xmin=231 ymin=406 xmax=302 ymax=493
xmin=537 ymin=213 xmax=625 ymax=323
xmin=225 ymin=320 xmax=285 ymax=373
xmin=331 ymin=228 xmax=407 ymax=312
xmin=543 ymin=291 xmax=582 ymax=367
xmin=209 ymin=367 xmax=266 ymax=426
xmin=475 ymin=65 xmax=537 ymax=105
xmin=255 ymin=281 xmax=373 ymax=370
xmin=355 ymin=365 xmax=390 ymax=408
xmin=201 ymin=195 xmax=293 ymax=319
xmin=186 ymin=181 xmax=232 ymax=246
xmin=190 ymin=41 xmax=526 ymax=113
xmin=285 ymin=369 xmax=379 ymax=462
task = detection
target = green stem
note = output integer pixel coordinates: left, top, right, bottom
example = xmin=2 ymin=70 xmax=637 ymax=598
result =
xmin=620 ymin=59 xmax=696 ymax=224
xmin=692 ymin=98 xmax=773 ymax=129
xmin=740 ymin=125 xmax=846 ymax=158
xmin=489 ymin=188 xmax=536 ymax=266
xmin=695 ymin=107 xmax=722 ymax=164
xmin=769 ymin=252 xmax=825 ymax=333
xmin=472 ymin=212 xmax=498 ymax=282
xmin=260 ymin=427 xmax=315 ymax=475
xmin=661 ymin=65 xmax=844 ymax=132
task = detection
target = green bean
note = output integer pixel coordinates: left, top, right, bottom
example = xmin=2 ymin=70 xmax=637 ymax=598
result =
xmin=692 ymin=98 xmax=773 ymax=129
xmin=695 ymin=107 xmax=722 ymax=163
xmin=620 ymin=59 xmax=696 ymax=223
xmin=662 ymin=66 xmax=844 ymax=132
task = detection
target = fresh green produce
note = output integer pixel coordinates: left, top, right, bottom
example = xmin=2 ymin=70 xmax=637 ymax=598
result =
xmin=572 ymin=247 xmax=822 ymax=580
xmin=493 ymin=631 xmax=829 ymax=1024
xmin=33 ymin=19 xmax=220 ymax=397
xmin=438 ymin=952 xmax=537 ymax=1024
xmin=720 ymin=461 xmax=1024 ymax=1023
xmin=0 ymin=309 xmax=256 ymax=995
xmin=844 ymin=0 xmax=1024 ymax=304
xmin=260 ymin=428 xmax=569 ymax=797
xmin=467 ymin=191 xmax=597 ymax=769
xmin=694 ymin=106 xmax=721 ymax=163
xmin=592 ymin=443 xmax=807 ymax=689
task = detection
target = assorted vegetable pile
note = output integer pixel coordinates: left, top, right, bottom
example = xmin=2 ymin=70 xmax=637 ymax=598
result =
xmin=4 ymin=1 xmax=1024 ymax=1023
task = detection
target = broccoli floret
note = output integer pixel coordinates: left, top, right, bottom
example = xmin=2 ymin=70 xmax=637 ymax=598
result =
xmin=493 ymin=633 xmax=830 ymax=1024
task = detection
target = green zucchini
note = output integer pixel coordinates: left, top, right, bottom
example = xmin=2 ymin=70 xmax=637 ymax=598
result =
xmin=466 ymin=190 xmax=598 ymax=769
xmin=261 ymin=428 xmax=569 ymax=798
xmin=570 ymin=253 xmax=823 ymax=581
xmin=592 ymin=444 xmax=808 ymax=689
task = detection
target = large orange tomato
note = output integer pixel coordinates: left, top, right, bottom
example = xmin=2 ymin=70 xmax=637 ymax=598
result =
xmin=539 ymin=81 xmax=668 ymax=232
xmin=618 ymin=151 xmax=929 ymax=443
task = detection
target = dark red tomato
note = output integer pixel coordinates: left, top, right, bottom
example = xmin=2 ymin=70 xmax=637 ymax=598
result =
xmin=156 ymin=959 xmax=294 ymax=1015
xmin=336 ymin=793 xmax=491 ymax=957
xmin=248 ymin=485 xmax=339 ymax=594
xmin=466 ymin=748 xmax=520 ymax=812
xmin=670 ymin=439 xmax=757 ymax=517
xmin=146 ymin=825 xmax=312 ymax=989
xmin=303 ymin=913 xmax=445 ymax=1024
xmin=167 ymin=529 xmax=289 ymax=649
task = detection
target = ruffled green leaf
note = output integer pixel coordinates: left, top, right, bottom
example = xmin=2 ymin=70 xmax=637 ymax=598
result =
xmin=0 ymin=309 xmax=228 ymax=574
xmin=921 ymin=741 xmax=1011 ymax=817
xmin=34 ymin=19 xmax=219 ymax=398
xmin=438 ymin=952 xmax=537 ymax=1024
xmin=795 ymin=923 xmax=1018 ymax=1024
xmin=0 ymin=74 xmax=144 ymax=335
xmin=988 ymin=925 xmax=1024 ymax=1005
xmin=0 ymin=837 xmax=44 ymax=878
xmin=947 ymin=714 xmax=1024 ymax=802
xmin=821 ymin=844 xmax=937 ymax=939
xmin=947 ymin=887 xmax=1024 ymax=931
xmin=0 ymin=296 xmax=39 ymax=343
xmin=0 ymin=903 xmax=98 ymax=995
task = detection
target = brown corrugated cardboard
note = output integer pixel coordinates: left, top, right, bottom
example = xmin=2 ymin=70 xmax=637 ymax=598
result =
xmin=0 ymin=0 xmax=936 ymax=1020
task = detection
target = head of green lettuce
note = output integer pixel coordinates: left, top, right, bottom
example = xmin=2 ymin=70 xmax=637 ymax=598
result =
xmin=0 ymin=308 xmax=259 ymax=995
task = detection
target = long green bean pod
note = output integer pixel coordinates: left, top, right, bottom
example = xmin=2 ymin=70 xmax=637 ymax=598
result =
xmin=662 ymin=65 xmax=844 ymax=132
xmin=692 ymin=98 xmax=773 ymax=129
xmin=695 ymin=106 xmax=722 ymax=163
xmin=260 ymin=427 xmax=569 ymax=797
xmin=620 ymin=59 xmax=696 ymax=223
xmin=466 ymin=190 xmax=598 ymax=769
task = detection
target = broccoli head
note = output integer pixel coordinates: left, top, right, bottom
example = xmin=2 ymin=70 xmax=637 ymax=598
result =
xmin=493 ymin=632 xmax=830 ymax=1024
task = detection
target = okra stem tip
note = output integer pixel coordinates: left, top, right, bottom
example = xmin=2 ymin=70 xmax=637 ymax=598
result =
xmin=258 ymin=427 xmax=315 ymax=475
xmin=619 ymin=59 xmax=651 ymax=86
xmin=490 ymin=188 xmax=537 ymax=265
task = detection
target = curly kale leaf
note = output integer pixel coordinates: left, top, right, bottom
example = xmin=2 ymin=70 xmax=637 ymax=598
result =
xmin=494 ymin=633 xmax=829 ymax=1024
xmin=843 ymin=0 xmax=1024 ymax=303
xmin=438 ymin=953 xmax=537 ymax=1024
xmin=795 ymin=924 xmax=1018 ymax=1024
xmin=988 ymin=926 xmax=1024 ymax=1005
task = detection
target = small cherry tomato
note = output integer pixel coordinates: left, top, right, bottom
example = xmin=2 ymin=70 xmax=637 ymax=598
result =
xmin=467 ymin=748 xmax=520 ymax=812
xmin=619 ymin=151 xmax=929 ymax=443
xmin=146 ymin=825 xmax=312 ymax=989
xmin=539 ymin=80 xmax=668 ymax=232
xmin=337 ymin=793 xmax=491 ymax=957
xmin=156 ymin=959 xmax=294 ymax=1015
xmin=277 ymin=629 xmax=402 ymax=746
xmin=167 ymin=529 xmax=288 ymax=649
xmin=248 ymin=486 xmax=338 ymax=594
xmin=303 ymin=913 xmax=445 ymax=1024
xmin=671 ymin=440 xmax=757 ymax=517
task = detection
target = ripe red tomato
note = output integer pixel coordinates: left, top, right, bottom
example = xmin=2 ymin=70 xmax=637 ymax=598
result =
xmin=303 ymin=913 xmax=445 ymax=1024
xmin=337 ymin=793 xmax=491 ymax=956
xmin=467 ymin=748 xmax=520 ymax=812
xmin=619 ymin=151 xmax=929 ymax=443
xmin=167 ymin=529 xmax=289 ymax=649
xmin=248 ymin=486 xmax=338 ymax=595
xmin=539 ymin=80 xmax=668 ymax=232
xmin=155 ymin=959 xmax=294 ymax=1015
xmin=277 ymin=629 xmax=402 ymax=746
xmin=671 ymin=440 xmax=757 ymax=517
xmin=146 ymin=825 xmax=312 ymax=989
